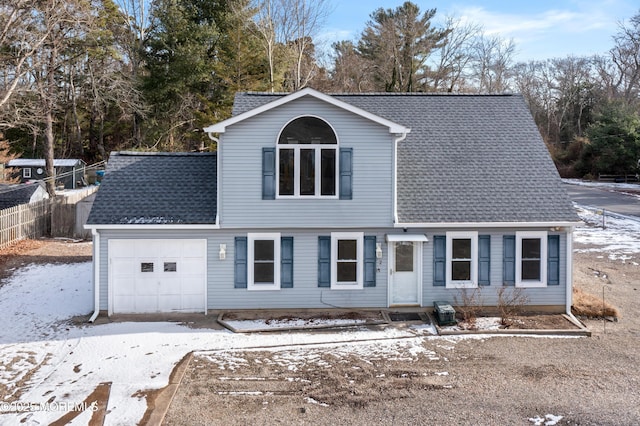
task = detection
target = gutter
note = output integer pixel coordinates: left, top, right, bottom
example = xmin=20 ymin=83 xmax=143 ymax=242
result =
xmin=392 ymin=131 xmax=409 ymax=224
xmin=88 ymin=228 xmax=100 ymax=323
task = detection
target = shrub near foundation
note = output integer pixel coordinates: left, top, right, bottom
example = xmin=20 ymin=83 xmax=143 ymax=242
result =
xmin=497 ymin=287 xmax=530 ymax=326
xmin=453 ymin=288 xmax=483 ymax=328
xmin=572 ymin=287 xmax=619 ymax=318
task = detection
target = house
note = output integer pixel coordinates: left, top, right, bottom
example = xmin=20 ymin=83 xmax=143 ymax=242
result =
xmin=0 ymin=182 xmax=49 ymax=210
xmin=85 ymin=88 xmax=579 ymax=317
xmin=6 ymin=158 xmax=87 ymax=189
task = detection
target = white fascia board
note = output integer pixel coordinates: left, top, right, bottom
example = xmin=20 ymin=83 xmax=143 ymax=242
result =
xmin=203 ymin=88 xmax=410 ymax=135
xmin=84 ymin=224 xmax=220 ymax=230
xmin=395 ymin=221 xmax=582 ymax=229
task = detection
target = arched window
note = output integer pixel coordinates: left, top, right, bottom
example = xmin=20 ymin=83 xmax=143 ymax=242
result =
xmin=277 ymin=117 xmax=338 ymax=197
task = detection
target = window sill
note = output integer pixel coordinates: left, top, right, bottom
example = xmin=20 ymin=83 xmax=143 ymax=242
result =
xmin=446 ymin=281 xmax=478 ymax=289
xmin=515 ymin=281 xmax=547 ymax=288
xmin=330 ymin=283 xmax=363 ymax=290
xmin=247 ymin=285 xmax=281 ymax=291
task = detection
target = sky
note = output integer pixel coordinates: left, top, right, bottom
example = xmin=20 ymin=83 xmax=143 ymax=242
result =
xmin=321 ymin=0 xmax=639 ymax=62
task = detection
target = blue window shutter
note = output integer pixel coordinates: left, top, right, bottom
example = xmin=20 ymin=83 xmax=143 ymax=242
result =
xmin=503 ymin=235 xmax=515 ymax=286
xmin=364 ymin=236 xmax=376 ymax=287
xmin=548 ymin=235 xmax=560 ymax=286
xmin=478 ymin=235 xmax=491 ymax=286
xmin=339 ymin=148 xmax=352 ymax=200
xmin=262 ymin=147 xmax=275 ymax=200
xmin=281 ymin=237 xmax=294 ymax=288
xmin=318 ymin=236 xmax=331 ymax=287
xmin=234 ymin=237 xmax=247 ymax=288
xmin=433 ymin=235 xmax=445 ymax=286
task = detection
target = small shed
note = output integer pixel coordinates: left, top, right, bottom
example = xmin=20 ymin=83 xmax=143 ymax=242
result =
xmin=6 ymin=159 xmax=87 ymax=189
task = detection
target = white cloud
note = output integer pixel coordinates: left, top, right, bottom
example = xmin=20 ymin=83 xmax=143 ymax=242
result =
xmin=456 ymin=6 xmax=607 ymax=38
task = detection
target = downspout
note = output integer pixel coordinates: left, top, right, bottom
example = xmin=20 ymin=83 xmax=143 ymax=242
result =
xmin=565 ymin=227 xmax=580 ymax=322
xmin=208 ymin=132 xmax=220 ymax=227
xmin=88 ymin=228 xmax=100 ymax=323
xmin=393 ymin=132 xmax=408 ymax=224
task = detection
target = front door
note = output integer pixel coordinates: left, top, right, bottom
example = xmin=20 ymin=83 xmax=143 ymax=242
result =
xmin=390 ymin=242 xmax=420 ymax=306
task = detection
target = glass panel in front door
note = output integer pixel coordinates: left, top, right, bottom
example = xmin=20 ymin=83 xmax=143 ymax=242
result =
xmin=395 ymin=243 xmax=414 ymax=272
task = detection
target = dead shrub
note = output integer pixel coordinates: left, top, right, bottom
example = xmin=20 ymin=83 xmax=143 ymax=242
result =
xmin=453 ymin=288 xmax=483 ymax=327
xmin=497 ymin=287 xmax=530 ymax=326
xmin=572 ymin=287 xmax=619 ymax=318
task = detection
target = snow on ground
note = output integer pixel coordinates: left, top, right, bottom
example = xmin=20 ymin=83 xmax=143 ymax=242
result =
xmin=565 ymin=179 xmax=640 ymax=262
xmin=574 ymin=205 xmax=640 ymax=263
xmin=223 ymin=317 xmax=369 ymax=331
xmin=0 ymin=263 xmax=431 ymax=425
xmin=1 ymin=202 xmax=639 ymax=424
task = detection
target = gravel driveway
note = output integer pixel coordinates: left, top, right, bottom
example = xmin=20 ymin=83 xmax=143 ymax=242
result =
xmin=164 ymin=250 xmax=640 ymax=426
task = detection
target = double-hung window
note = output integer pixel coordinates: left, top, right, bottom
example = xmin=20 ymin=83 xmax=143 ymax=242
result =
xmin=331 ymin=232 xmax=363 ymax=289
xmin=516 ymin=231 xmax=547 ymax=287
xmin=277 ymin=116 xmax=338 ymax=198
xmin=248 ymin=233 xmax=281 ymax=290
xmin=446 ymin=232 xmax=478 ymax=288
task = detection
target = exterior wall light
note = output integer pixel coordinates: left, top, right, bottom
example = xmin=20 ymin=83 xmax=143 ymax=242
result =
xmin=219 ymin=244 xmax=226 ymax=260
xmin=376 ymin=243 xmax=383 ymax=259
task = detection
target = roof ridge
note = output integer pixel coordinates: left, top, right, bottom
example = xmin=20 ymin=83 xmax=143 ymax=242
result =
xmin=237 ymin=91 xmax=519 ymax=97
xmin=114 ymin=151 xmax=216 ymax=157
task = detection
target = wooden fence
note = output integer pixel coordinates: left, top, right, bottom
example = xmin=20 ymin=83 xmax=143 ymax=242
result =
xmin=0 ymin=186 xmax=98 ymax=249
xmin=0 ymin=199 xmax=51 ymax=250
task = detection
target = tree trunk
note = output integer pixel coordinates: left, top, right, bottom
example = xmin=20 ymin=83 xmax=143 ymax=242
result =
xmin=44 ymin=44 xmax=57 ymax=197
xmin=44 ymin=109 xmax=56 ymax=196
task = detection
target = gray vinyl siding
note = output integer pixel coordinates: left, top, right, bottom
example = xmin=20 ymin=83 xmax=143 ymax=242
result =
xmin=422 ymin=230 xmax=568 ymax=308
xmin=97 ymin=229 xmax=216 ymax=311
xmin=96 ymin=228 xmax=569 ymax=311
xmin=219 ymin=97 xmax=394 ymax=228
xmin=208 ymin=230 xmax=389 ymax=309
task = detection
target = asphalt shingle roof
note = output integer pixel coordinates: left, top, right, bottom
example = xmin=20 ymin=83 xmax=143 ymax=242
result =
xmin=234 ymin=92 xmax=578 ymax=224
xmin=0 ymin=184 xmax=43 ymax=210
xmin=86 ymin=152 xmax=217 ymax=225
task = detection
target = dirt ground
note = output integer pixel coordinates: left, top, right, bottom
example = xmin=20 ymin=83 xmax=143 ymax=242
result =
xmin=1 ymin=239 xmax=639 ymax=425
xmin=164 ymin=249 xmax=640 ymax=426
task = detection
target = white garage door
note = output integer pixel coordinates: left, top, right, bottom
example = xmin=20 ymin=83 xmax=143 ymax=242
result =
xmin=109 ymin=239 xmax=207 ymax=314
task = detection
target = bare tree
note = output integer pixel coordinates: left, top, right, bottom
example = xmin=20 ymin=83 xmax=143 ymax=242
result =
xmin=328 ymin=40 xmax=375 ymax=92
xmin=253 ymin=0 xmax=331 ymax=92
xmin=280 ymin=0 xmax=331 ymax=90
xmin=252 ymin=0 xmax=279 ymax=92
xmin=113 ymin=0 xmax=151 ymax=145
xmin=3 ymin=0 xmax=94 ymax=196
xmin=610 ymin=11 xmax=640 ymax=104
xmin=0 ymin=1 xmax=56 ymax=113
xmin=471 ymin=34 xmax=515 ymax=93
xmin=427 ymin=16 xmax=481 ymax=92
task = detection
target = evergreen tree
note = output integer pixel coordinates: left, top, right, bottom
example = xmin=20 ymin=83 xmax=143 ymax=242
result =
xmin=143 ymin=0 xmax=227 ymax=151
xmin=357 ymin=2 xmax=449 ymax=92
xmin=578 ymin=102 xmax=640 ymax=176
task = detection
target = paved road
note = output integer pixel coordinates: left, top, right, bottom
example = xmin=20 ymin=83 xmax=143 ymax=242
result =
xmin=564 ymin=183 xmax=640 ymax=218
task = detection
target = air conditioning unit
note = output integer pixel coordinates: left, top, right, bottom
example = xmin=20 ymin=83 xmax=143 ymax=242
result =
xmin=433 ymin=301 xmax=456 ymax=326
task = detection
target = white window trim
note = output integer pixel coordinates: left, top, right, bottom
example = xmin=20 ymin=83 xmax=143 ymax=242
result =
xmin=275 ymin=115 xmax=339 ymax=199
xmin=247 ymin=233 xmax=281 ymax=291
xmin=23 ymin=168 xmax=31 ymax=178
xmin=446 ymin=231 xmax=478 ymax=289
xmin=276 ymin=145 xmax=339 ymax=199
xmin=516 ymin=231 xmax=547 ymax=288
xmin=331 ymin=232 xmax=363 ymax=290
